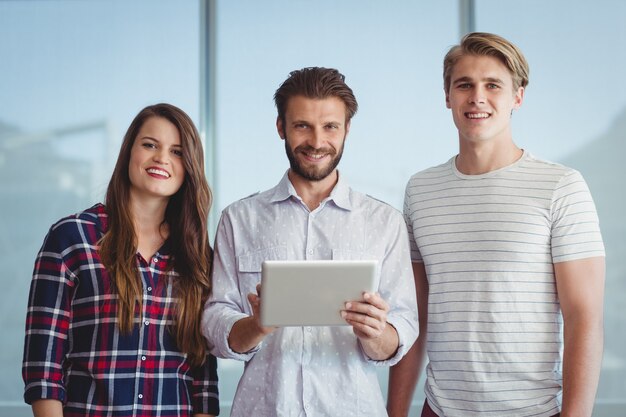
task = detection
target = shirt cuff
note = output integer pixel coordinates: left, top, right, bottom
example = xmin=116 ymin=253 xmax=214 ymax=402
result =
xmin=23 ymin=381 xmax=66 ymax=405
xmin=205 ymin=309 xmax=262 ymax=361
xmin=365 ymin=313 xmax=419 ymax=367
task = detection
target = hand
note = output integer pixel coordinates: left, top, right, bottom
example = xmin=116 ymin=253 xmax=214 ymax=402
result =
xmin=247 ymin=283 xmax=275 ymax=336
xmin=228 ymin=284 xmax=276 ymax=354
xmin=341 ymin=292 xmax=390 ymax=340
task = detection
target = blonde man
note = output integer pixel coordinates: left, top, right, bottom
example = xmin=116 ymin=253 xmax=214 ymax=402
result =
xmin=389 ymin=33 xmax=605 ymax=417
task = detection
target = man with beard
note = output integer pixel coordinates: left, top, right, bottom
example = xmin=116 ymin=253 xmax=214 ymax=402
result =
xmin=202 ymin=67 xmax=418 ymax=416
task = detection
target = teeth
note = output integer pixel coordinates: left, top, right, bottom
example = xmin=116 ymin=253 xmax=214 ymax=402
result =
xmin=305 ymin=153 xmax=325 ymax=159
xmin=147 ymin=168 xmax=170 ymax=178
xmin=466 ymin=112 xmax=490 ymax=119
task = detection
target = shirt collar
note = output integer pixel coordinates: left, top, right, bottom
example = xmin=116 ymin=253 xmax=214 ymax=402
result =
xmin=269 ymin=170 xmax=352 ymax=211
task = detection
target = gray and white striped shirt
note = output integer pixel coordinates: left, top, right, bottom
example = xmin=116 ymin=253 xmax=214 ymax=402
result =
xmin=404 ymin=151 xmax=604 ymax=417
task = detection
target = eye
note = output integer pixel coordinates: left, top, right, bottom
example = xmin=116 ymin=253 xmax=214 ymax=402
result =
xmin=142 ymin=142 xmax=156 ymax=149
xmin=325 ymin=124 xmax=339 ymax=130
xmin=172 ymin=149 xmax=183 ymax=157
xmin=487 ymin=83 xmax=500 ymax=89
xmin=457 ymin=83 xmax=471 ymax=89
xmin=294 ymin=123 xmax=309 ymax=129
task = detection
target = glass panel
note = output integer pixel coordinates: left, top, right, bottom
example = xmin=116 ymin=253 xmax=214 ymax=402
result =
xmin=0 ymin=1 xmax=199 ymax=413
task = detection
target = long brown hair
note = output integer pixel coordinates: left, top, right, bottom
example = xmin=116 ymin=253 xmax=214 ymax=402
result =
xmin=99 ymin=103 xmax=212 ymax=366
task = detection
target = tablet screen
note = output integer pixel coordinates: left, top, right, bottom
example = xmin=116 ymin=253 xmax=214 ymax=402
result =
xmin=260 ymin=260 xmax=378 ymax=327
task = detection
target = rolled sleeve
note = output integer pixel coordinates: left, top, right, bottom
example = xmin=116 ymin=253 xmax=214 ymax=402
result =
xmin=23 ymin=226 xmax=74 ymax=404
xmin=202 ymin=304 xmax=260 ymax=360
xmin=190 ymin=354 xmax=220 ymax=415
xmin=366 ymin=211 xmax=419 ymax=366
xmin=202 ymin=211 xmax=261 ymax=361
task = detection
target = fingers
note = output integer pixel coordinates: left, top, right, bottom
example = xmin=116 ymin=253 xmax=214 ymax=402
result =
xmin=345 ymin=292 xmax=389 ymax=318
xmin=362 ymin=292 xmax=389 ymax=311
xmin=342 ymin=292 xmax=389 ymax=339
xmin=247 ymin=290 xmax=276 ymax=335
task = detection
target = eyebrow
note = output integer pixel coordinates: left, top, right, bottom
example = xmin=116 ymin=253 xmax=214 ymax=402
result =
xmin=453 ymin=76 xmax=505 ymax=85
xmin=140 ymin=136 xmax=182 ymax=147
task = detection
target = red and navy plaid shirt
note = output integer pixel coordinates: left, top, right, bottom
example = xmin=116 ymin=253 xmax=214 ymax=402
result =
xmin=23 ymin=204 xmax=219 ymax=417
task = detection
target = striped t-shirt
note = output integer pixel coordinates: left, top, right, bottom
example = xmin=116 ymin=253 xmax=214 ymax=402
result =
xmin=404 ymin=151 xmax=604 ymax=417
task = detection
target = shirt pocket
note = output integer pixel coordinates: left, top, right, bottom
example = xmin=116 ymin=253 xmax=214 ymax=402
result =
xmin=331 ymin=249 xmax=382 ymax=289
xmin=237 ymin=246 xmax=288 ymax=295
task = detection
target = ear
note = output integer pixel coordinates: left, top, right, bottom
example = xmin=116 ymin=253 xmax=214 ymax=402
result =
xmin=276 ymin=116 xmax=285 ymax=140
xmin=345 ymin=120 xmax=351 ymax=137
xmin=445 ymin=90 xmax=451 ymax=109
xmin=513 ymin=86 xmax=524 ymax=110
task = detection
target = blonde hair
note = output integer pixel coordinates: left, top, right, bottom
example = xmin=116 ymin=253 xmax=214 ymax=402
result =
xmin=443 ymin=32 xmax=529 ymax=93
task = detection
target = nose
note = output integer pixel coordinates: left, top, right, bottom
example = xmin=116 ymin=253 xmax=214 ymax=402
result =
xmin=468 ymin=87 xmax=486 ymax=105
xmin=153 ymin=147 xmax=170 ymax=164
xmin=308 ymin=127 xmax=325 ymax=149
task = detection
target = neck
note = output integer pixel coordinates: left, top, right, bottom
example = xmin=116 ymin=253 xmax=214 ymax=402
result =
xmin=129 ymin=194 xmax=169 ymax=242
xmin=456 ymin=137 xmax=522 ymax=175
xmin=288 ymin=169 xmax=338 ymax=211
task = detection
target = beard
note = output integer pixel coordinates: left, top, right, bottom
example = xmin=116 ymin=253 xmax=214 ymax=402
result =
xmin=284 ymin=135 xmax=345 ymax=182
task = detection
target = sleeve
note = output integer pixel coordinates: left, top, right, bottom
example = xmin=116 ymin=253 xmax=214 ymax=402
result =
xmin=190 ymin=353 xmax=220 ymax=415
xmin=22 ymin=225 xmax=75 ymax=404
xmin=404 ymin=178 xmax=423 ymax=263
xmin=201 ymin=210 xmax=260 ymax=361
xmin=550 ymin=169 xmax=605 ymax=263
xmin=366 ymin=209 xmax=419 ymax=366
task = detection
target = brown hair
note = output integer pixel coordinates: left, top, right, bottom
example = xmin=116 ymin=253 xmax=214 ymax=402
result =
xmin=443 ymin=32 xmax=530 ymax=94
xmin=273 ymin=67 xmax=358 ymax=123
xmin=99 ymin=103 xmax=212 ymax=366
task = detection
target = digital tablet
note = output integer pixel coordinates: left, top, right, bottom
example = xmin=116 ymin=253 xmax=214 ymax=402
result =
xmin=260 ymin=260 xmax=378 ymax=327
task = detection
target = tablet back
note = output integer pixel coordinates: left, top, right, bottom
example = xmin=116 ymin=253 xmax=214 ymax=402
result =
xmin=260 ymin=260 xmax=377 ymax=327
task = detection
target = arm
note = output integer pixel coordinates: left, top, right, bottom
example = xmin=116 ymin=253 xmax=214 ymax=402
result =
xmin=228 ymin=284 xmax=276 ymax=353
xmin=23 ymin=226 xmax=73 ymax=407
xmin=555 ymin=257 xmax=605 ymax=417
xmin=202 ymin=212 xmax=265 ymax=360
xmin=190 ymin=353 xmax=220 ymax=417
xmin=32 ymin=399 xmax=63 ymax=417
xmin=387 ymin=262 xmax=429 ymax=417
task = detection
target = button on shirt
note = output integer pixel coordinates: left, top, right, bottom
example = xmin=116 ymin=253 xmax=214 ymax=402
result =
xmin=202 ymin=172 xmax=418 ymax=417
xmin=23 ymin=204 xmax=219 ymax=417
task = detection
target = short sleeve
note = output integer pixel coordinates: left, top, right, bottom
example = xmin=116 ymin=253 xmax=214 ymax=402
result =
xmin=550 ymin=170 xmax=605 ymax=263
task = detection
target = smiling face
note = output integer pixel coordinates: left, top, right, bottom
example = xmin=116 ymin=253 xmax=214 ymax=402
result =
xmin=128 ymin=116 xmax=185 ymax=203
xmin=277 ymin=95 xmax=349 ymax=184
xmin=446 ymin=54 xmax=524 ymax=147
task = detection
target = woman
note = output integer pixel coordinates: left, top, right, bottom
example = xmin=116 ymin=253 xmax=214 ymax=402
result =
xmin=22 ymin=103 xmax=219 ymax=417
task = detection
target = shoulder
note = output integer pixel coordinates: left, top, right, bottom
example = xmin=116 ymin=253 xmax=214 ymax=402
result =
xmin=520 ymin=153 xmax=580 ymax=177
xmin=519 ymin=153 xmax=587 ymax=189
xmin=220 ymin=187 xmax=279 ymax=220
xmin=351 ymin=189 xmax=404 ymax=221
xmin=223 ymin=190 xmax=263 ymax=211
xmin=407 ymin=159 xmax=455 ymax=186
xmin=47 ymin=204 xmax=105 ymax=244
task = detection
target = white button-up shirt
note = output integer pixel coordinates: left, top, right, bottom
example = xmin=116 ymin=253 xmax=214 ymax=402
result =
xmin=202 ymin=172 xmax=418 ymax=417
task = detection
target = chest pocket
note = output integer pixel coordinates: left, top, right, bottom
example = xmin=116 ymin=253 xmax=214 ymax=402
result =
xmin=238 ymin=246 xmax=289 ymax=272
xmin=237 ymin=246 xmax=288 ymax=296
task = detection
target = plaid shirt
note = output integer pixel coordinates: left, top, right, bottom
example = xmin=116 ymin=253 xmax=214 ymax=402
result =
xmin=23 ymin=204 xmax=219 ymax=417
